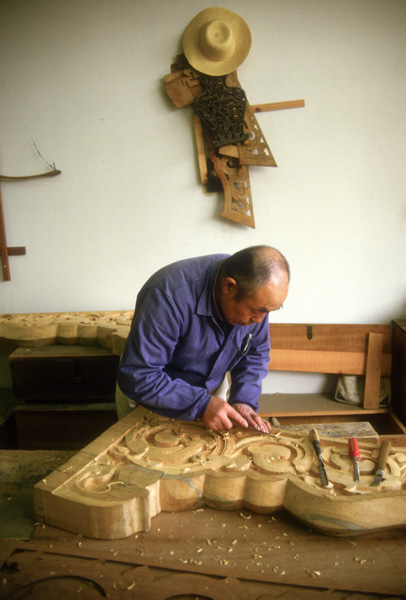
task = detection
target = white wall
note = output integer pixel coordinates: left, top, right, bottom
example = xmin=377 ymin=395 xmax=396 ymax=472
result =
xmin=0 ymin=0 xmax=405 ymax=392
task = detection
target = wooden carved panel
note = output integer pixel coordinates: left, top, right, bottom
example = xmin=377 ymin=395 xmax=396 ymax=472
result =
xmin=0 ymin=311 xmax=133 ymax=353
xmin=34 ymin=410 xmax=406 ymax=540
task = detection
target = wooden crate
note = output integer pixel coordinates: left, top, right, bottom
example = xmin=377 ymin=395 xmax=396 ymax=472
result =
xmin=9 ymin=345 xmax=119 ymax=403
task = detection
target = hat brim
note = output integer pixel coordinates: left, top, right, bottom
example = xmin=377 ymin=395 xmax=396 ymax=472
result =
xmin=183 ymin=7 xmax=251 ymax=76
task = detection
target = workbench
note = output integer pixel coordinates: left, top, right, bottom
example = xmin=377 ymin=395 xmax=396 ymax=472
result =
xmin=1 ymin=445 xmax=406 ymax=599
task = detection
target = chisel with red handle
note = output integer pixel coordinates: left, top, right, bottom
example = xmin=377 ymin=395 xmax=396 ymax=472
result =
xmin=349 ymin=437 xmax=360 ymax=483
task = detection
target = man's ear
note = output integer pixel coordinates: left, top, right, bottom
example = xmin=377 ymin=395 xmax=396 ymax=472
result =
xmin=221 ymin=277 xmax=238 ymax=296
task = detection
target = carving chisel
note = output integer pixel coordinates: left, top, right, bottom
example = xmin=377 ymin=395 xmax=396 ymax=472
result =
xmin=370 ymin=440 xmax=391 ymax=487
xmin=348 ymin=437 xmax=361 ymax=483
xmin=310 ymin=429 xmax=329 ymax=487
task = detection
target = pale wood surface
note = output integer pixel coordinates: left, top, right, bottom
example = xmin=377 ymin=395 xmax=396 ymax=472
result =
xmin=34 ymin=409 xmax=406 ymax=541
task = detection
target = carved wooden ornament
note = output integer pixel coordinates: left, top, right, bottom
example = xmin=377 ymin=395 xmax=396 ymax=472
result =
xmin=164 ymin=5 xmax=305 ymax=231
xmin=34 ymin=410 xmax=406 ymax=540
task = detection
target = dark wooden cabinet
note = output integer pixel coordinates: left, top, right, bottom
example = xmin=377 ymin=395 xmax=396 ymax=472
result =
xmin=8 ymin=345 xmax=120 ymax=449
xmin=392 ymin=320 xmax=406 ymax=424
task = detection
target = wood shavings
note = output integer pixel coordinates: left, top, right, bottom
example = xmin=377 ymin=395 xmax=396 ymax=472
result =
xmin=239 ymin=512 xmax=251 ymax=519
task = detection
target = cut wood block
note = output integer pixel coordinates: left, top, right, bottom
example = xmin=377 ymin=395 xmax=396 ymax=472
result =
xmin=34 ymin=409 xmax=406 ymax=540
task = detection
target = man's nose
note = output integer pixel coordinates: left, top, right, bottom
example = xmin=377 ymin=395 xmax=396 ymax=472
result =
xmin=250 ymin=313 xmax=264 ymax=324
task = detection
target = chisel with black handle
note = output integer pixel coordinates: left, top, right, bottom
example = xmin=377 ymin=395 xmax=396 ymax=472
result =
xmin=370 ymin=440 xmax=391 ymax=487
xmin=310 ymin=429 xmax=329 ymax=487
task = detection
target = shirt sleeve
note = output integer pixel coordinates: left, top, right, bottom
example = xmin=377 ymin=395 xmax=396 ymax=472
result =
xmin=117 ymin=286 xmax=212 ymax=421
xmin=228 ymin=316 xmax=270 ymax=412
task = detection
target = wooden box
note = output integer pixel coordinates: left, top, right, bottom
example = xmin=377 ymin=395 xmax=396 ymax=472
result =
xmin=9 ymin=345 xmax=119 ymax=403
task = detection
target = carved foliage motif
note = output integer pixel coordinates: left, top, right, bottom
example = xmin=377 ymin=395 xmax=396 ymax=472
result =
xmin=34 ymin=413 xmax=406 ymax=539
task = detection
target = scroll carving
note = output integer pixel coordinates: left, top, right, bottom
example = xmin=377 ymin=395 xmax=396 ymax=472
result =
xmin=34 ymin=411 xmax=406 ymax=539
xmin=0 ymin=310 xmax=133 ymax=353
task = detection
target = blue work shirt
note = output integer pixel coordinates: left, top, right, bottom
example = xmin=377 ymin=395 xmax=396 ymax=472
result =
xmin=117 ymin=254 xmax=270 ymax=421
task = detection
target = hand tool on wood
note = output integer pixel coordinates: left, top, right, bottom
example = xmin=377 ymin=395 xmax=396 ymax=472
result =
xmin=348 ymin=437 xmax=361 ymax=482
xmin=310 ymin=429 xmax=329 ymax=487
xmin=370 ymin=440 xmax=391 ymax=487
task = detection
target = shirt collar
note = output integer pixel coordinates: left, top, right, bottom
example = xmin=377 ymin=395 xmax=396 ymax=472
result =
xmin=197 ymin=258 xmax=225 ymax=319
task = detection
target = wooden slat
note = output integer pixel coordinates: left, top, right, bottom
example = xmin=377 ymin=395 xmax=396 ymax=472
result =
xmin=268 ymin=348 xmax=391 ymax=376
xmin=2 ymin=246 xmax=26 ymax=256
xmin=251 ymin=99 xmax=305 ymax=112
xmin=363 ymin=332 xmax=383 ymax=410
xmin=0 ymin=184 xmax=10 ymax=281
xmin=269 ymin=323 xmax=392 ymax=353
xmin=193 ymin=114 xmax=208 ymax=185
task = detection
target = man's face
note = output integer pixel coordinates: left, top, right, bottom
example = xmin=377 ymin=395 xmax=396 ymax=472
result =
xmin=220 ymin=275 xmax=289 ymax=327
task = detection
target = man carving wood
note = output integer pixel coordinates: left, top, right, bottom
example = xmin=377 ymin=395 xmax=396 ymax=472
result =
xmin=116 ymin=246 xmax=290 ymax=432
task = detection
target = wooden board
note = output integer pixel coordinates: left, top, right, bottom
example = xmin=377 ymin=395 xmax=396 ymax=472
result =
xmin=34 ymin=408 xmax=406 ymax=540
xmin=3 ymin=535 xmax=406 ymax=598
xmin=268 ymin=324 xmax=392 ymax=353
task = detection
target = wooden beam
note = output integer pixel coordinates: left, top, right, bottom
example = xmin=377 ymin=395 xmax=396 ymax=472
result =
xmin=363 ymin=332 xmax=384 ymax=410
xmin=0 ymin=183 xmax=10 ymax=281
xmin=0 ymin=246 xmax=26 ymax=256
xmin=193 ymin=114 xmax=208 ymax=185
xmin=251 ymin=99 xmax=305 ymax=113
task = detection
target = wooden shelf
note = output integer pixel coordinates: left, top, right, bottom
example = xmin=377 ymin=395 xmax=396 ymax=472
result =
xmin=258 ymin=393 xmax=406 ymax=435
xmin=259 ymin=393 xmax=390 ymax=417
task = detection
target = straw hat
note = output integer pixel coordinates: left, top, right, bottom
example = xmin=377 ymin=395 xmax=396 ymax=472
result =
xmin=183 ymin=7 xmax=251 ymax=76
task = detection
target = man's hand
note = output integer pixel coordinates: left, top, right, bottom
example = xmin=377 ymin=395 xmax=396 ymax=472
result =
xmin=202 ymin=396 xmax=249 ymax=431
xmin=202 ymin=397 xmax=271 ymax=433
xmin=232 ymin=403 xmax=271 ymax=433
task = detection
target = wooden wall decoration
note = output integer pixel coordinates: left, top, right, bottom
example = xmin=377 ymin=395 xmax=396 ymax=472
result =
xmin=34 ymin=409 xmax=406 ymax=540
xmin=164 ymin=48 xmax=304 ymax=229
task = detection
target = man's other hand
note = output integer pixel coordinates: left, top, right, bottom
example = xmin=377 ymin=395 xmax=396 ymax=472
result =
xmin=202 ymin=396 xmax=248 ymax=431
xmin=232 ymin=403 xmax=271 ymax=433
